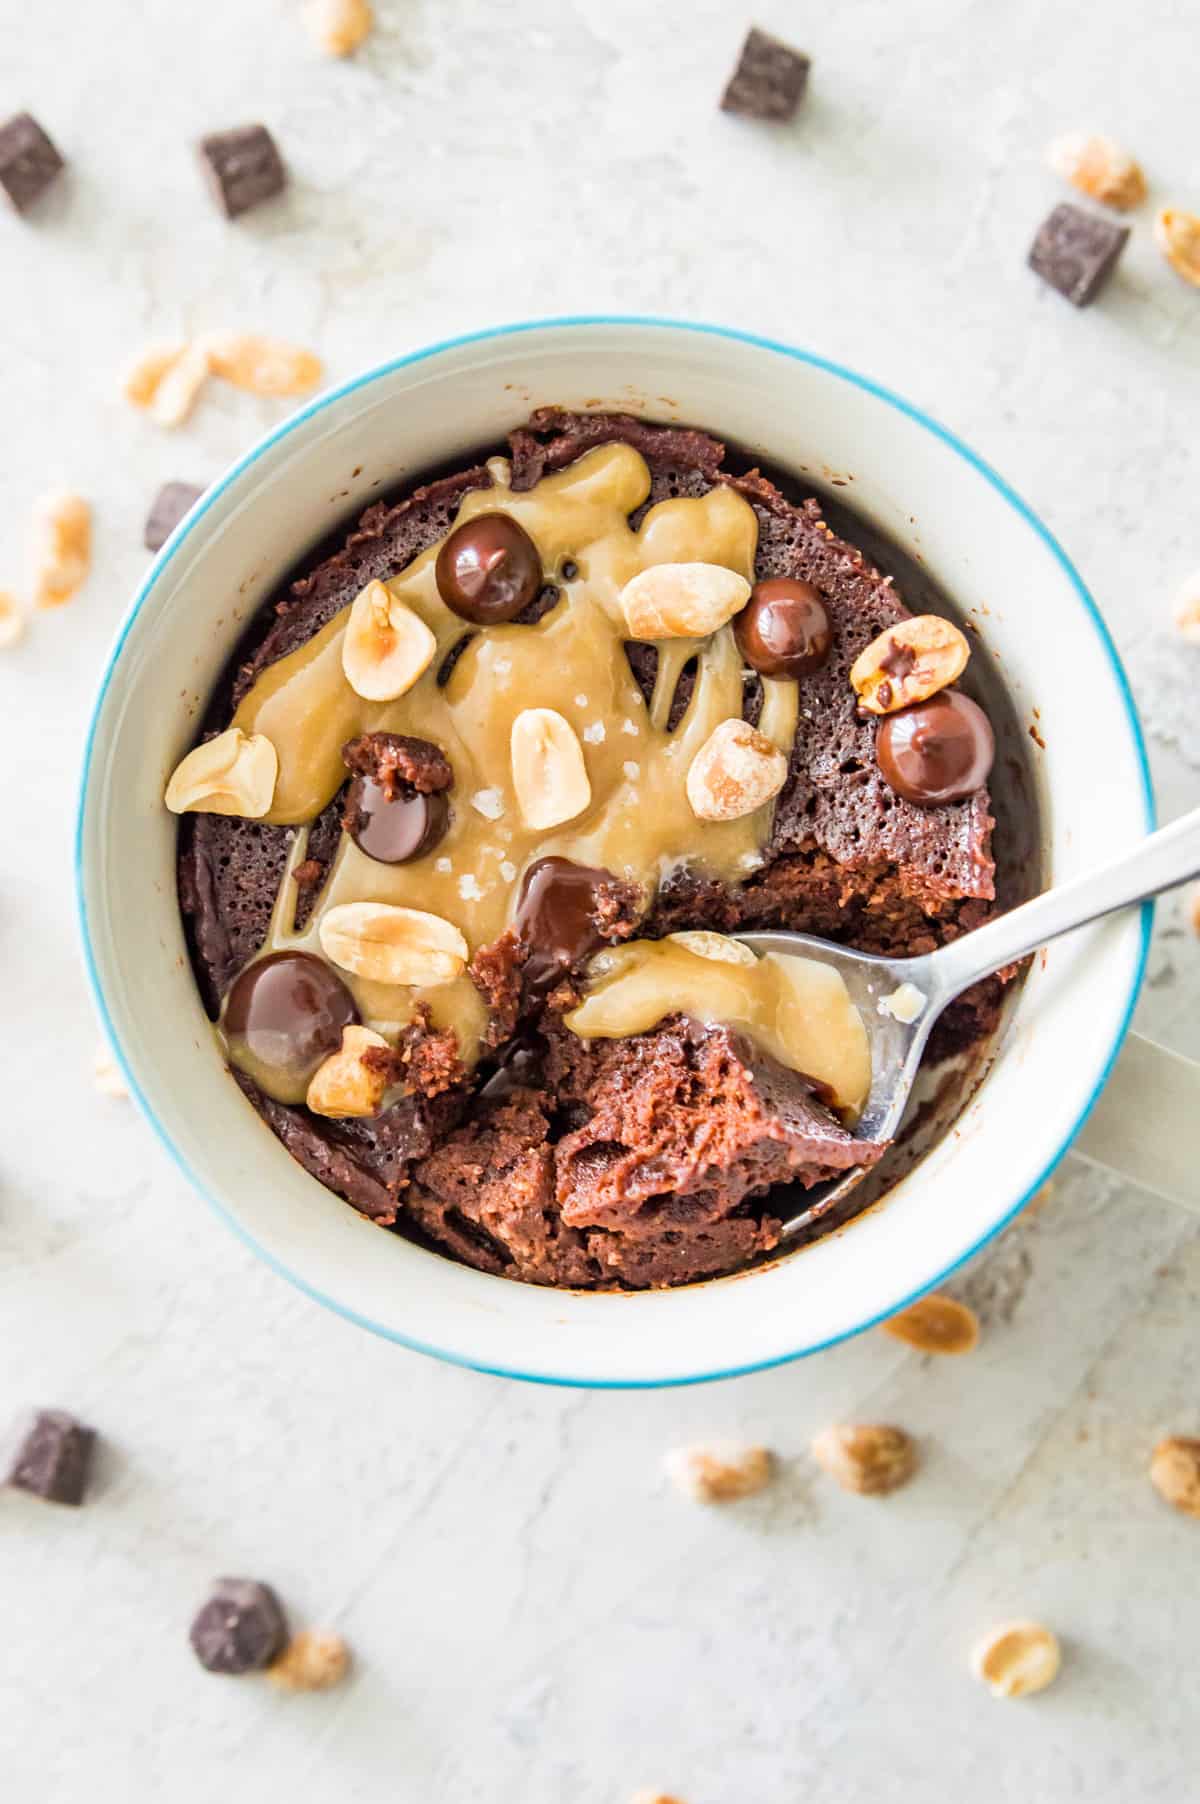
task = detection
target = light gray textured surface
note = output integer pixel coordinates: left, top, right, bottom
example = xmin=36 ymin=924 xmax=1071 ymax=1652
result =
xmin=2 ymin=1 xmax=1199 ymax=1797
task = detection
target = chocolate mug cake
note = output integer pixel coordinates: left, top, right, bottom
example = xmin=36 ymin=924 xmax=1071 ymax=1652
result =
xmin=168 ymin=409 xmax=1000 ymax=1289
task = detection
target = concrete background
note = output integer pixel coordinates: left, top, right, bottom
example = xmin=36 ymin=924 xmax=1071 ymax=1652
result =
xmin=2 ymin=1 xmax=1198 ymax=1797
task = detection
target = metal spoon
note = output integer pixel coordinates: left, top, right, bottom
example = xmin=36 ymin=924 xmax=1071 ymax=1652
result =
xmin=737 ymin=805 xmax=1200 ymax=1239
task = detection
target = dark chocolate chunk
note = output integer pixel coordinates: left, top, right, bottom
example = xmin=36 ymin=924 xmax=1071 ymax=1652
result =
xmin=0 ymin=113 xmax=65 ymax=215
xmin=876 ymin=692 xmax=994 ymax=806
xmin=344 ymin=777 xmax=449 ymax=864
xmin=435 ymin=513 xmax=542 ymax=624
xmin=735 ymin=577 xmax=831 ymax=678
xmin=144 ymin=481 xmax=205 ymax=553
xmin=1028 ymin=202 xmax=1129 ymax=307
xmin=512 ymin=856 xmax=630 ymax=994
xmin=222 ymin=950 xmax=358 ymax=1100
xmin=189 ymin=1578 xmax=288 ymax=1674
xmin=5 ymin=1409 xmax=95 ymax=1505
xmin=720 ymin=28 xmax=810 ymax=122
xmin=197 ymin=124 xmax=286 ymax=219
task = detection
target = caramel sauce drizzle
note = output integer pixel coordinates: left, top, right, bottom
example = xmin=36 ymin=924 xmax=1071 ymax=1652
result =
xmin=566 ymin=938 xmax=871 ymax=1119
xmin=227 ymin=443 xmax=803 ymax=1070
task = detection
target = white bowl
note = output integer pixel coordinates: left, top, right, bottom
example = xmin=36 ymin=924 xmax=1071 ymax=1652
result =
xmin=75 ymin=318 xmax=1152 ymax=1388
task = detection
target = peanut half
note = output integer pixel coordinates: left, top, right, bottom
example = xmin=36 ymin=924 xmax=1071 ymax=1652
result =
xmin=164 ymin=726 xmax=278 ymax=818
xmin=1172 ymin=569 xmax=1200 ymax=644
xmin=319 ymin=902 xmax=467 ymax=987
xmin=1155 ymin=208 xmax=1200 ymax=287
xmin=123 ymin=341 xmax=212 ymax=427
xmin=811 ymin=1422 xmax=917 ymax=1496
xmin=686 ymin=717 xmax=788 ymax=822
xmin=306 ymin=1025 xmax=391 ymax=1118
xmin=93 ymin=1045 xmax=129 ymax=1099
xmin=267 ymin=1629 xmax=351 ymax=1692
xmin=147 ymin=343 xmax=212 ymax=428
xmin=883 ymin=1293 xmax=980 ymax=1355
xmin=618 ymin=562 xmax=750 ymax=639
xmin=123 ymin=341 xmax=188 ymax=408
xmin=0 ymin=590 xmax=25 ymax=649
xmin=849 ymin=615 xmax=970 ymax=715
xmin=30 ymin=491 xmax=91 ymax=609
xmin=971 ymin=1621 xmax=1061 ymax=1699
xmin=303 ymin=0 xmax=374 ymax=56
xmin=663 ymin=1443 xmax=774 ymax=1503
xmin=1047 ymin=133 xmax=1146 ymax=211
xmin=203 ymin=331 xmax=324 ymax=396
xmin=511 ymin=707 xmax=592 ymax=830
xmin=342 ymin=579 xmax=437 ymax=701
xmin=1149 ymin=1435 xmax=1200 ymax=1517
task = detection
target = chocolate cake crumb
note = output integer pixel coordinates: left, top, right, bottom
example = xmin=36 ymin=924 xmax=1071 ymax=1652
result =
xmin=341 ymin=730 xmax=453 ymax=797
xmin=361 ymin=1002 xmax=466 ymax=1099
xmin=553 ymin=1018 xmax=884 ymax=1236
xmin=469 ymin=928 xmax=528 ymax=1048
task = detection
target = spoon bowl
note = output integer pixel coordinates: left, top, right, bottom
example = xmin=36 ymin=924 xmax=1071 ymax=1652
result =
xmin=739 ymin=799 xmax=1200 ymax=1238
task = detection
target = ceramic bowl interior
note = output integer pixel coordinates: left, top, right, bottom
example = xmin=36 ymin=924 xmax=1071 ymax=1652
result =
xmin=76 ymin=319 xmax=1151 ymax=1387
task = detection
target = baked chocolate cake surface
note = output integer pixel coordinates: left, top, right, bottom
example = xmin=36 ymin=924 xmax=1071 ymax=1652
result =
xmin=175 ymin=410 xmax=1000 ymax=1289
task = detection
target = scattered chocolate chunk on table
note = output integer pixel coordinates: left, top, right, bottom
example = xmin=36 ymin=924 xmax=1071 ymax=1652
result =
xmin=197 ymin=124 xmax=286 ymax=219
xmin=0 ymin=112 xmax=65 ymax=214
xmin=1028 ymin=201 xmax=1130 ymax=306
xmin=189 ymin=1577 xmax=289 ymax=1674
xmin=720 ymin=28 xmax=810 ymax=122
xmin=144 ymin=481 xmax=205 ymax=553
xmin=5 ymin=1408 xmax=95 ymax=1505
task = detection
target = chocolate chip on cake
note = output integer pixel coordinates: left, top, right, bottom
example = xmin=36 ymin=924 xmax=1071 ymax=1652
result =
xmin=513 ymin=856 xmax=640 ymax=995
xmin=197 ymin=124 xmax=286 ymax=219
xmin=144 ymin=481 xmax=204 ymax=553
xmin=720 ymin=28 xmax=810 ymax=122
xmin=223 ymin=950 xmax=360 ymax=1104
xmin=0 ymin=112 xmax=64 ymax=214
xmin=5 ymin=1409 xmax=96 ymax=1505
xmin=189 ymin=1578 xmax=289 ymax=1674
xmin=735 ymin=577 xmax=831 ymax=678
xmin=343 ymin=775 xmax=450 ymax=864
xmin=1028 ymin=201 xmax=1129 ymax=306
xmin=435 ymin=513 xmax=542 ymax=624
xmin=875 ymin=692 xmax=994 ymax=807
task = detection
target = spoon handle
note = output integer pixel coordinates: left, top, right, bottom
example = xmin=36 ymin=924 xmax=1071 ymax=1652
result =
xmin=928 ymin=803 xmax=1200 ymax=1004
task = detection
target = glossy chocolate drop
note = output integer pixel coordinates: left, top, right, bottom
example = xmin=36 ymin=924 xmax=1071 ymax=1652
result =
xmin=223 ymin=951 xmax=359 ymax=1103
xmin=435 ymin=513 xmax=543 ymax=624
xmin=344 ymin=774 xmax=449 ymax=864
xmin=876 ymin=692 xmax=995 ymax=807
xmin=513 ymin=856 xmax=619 ymax=993
xmin=734 ymin=577 xmax=832 ymax=679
